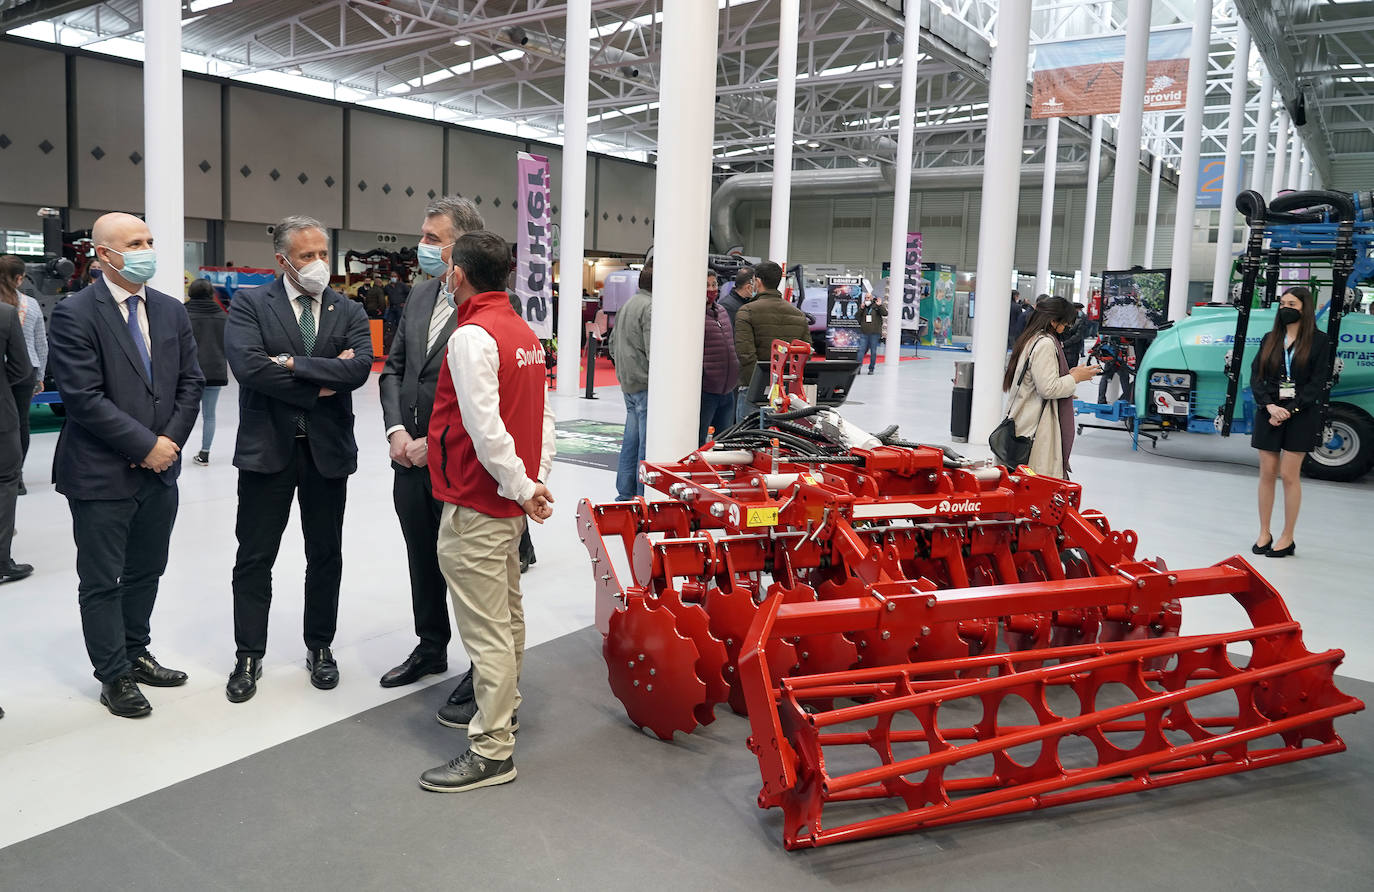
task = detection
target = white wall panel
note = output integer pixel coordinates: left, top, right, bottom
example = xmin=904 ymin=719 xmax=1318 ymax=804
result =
xmin=226 ymin=86 xmax=342 ymax=227
xmin=347 ymin=110 xmax=442 ymax=234
xmin=0 ymin=43 xmax=67 ymax=207
xmin=597 ymin=158 xmax=656 ymax=254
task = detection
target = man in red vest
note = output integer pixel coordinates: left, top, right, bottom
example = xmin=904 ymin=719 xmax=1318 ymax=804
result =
xmin=419 ymin=231 xmax=555 ymax=792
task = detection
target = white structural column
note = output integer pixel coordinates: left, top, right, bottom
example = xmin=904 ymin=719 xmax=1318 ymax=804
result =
xmin=1078 ymin=116 xmax=1103 ymax=304
xmin=1269 ymin=109 xmax=1289 ymax=198
xmin=1105 ymin=0 xmax=1152 ymax=269
xmin=768 ymin=0 xmax=800 ymax=263
xmin=1299 ymin=146 xmax=1312 ymax=191
xmin=1286 ymin=128 xmax=1302 ymax=191
xmin=644 ymin=2 xmax=716 ymax=461
xmin=1034 ymin=116 xmax=1060 ymax=297
xmin=968 ymin=0 xmax=1033 ymax=443
xmin=556 ymin=0 xmax=591 ymax=396
xmin=1250 ymin=71 xmax=1273 ymax=192
xmin=1143 ymin=142 xmax=1163 ymax=267
xmin=142 ymin=1 xmax=184 ymax=299
xmin=1167 ymin=0 xmax=1213 ymax=320
xmin=884 ymin=0 xmax=922 ymax=373
xmin=1210 ymin=20 xmax=1250 ymax=305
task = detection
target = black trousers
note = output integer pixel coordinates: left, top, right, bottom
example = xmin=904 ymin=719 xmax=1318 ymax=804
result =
xmin=10 ymin=380 xmax=31 ymax=462
xmin=0 ymin=421 xmax=20 ymax=565
xmin=232 ymin=438 xmax=347 ymax=659
xmin=392 ymin=464 xmax=449 ymax=654
xmin=68 ymin=473 xmax=178 ymax=682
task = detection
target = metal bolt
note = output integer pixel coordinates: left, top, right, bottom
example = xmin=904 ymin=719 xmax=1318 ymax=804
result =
xmin=649 ymin=668 xmax=656 ymax=676
xmin=921 ymin=626 xmax=930 ymax=636
xmin=1136 ymin=579 xmax=1146 ymax=589
xmin=646 ymin=684 xmax=653 ymax=692
xmin=1167 ymin=574 xmax=1177 ymax=585
xmin=927 ymin=597 xmax=936 ymax=608
xmin=628 ymin=660 xmax=635 ymax=668
xmin=727 ymin=665 xmax=736 ymax=673
xmin=639 ymin=653 xmax=646 ymax=661
xmin=633 ymin=680 xmax=639 ymax=687
xmin=881 ymin=631 xmax=891 ymax=640
xmin=886 ymin=601 xmax=897 ymax=612
xmin=726 ymin=638 xmax=734 ymax=647
xmin=801 ymin=652 xmax=810 ymax=659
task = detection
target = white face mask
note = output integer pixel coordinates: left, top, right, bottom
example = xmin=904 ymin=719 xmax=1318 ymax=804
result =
xmin=285 ymin=257 xmax=330 ymax=296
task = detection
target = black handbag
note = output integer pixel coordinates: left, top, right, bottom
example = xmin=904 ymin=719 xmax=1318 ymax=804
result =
xmin=989 ymin=345 xmax=1046 ymax=469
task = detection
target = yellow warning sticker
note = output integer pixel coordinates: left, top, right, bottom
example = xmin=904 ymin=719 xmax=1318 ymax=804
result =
xmin=746 ymin=507 xmax=780 ymax=527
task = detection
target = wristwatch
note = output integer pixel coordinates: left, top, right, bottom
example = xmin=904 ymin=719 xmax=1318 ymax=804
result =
xmin=273 ymin=353 xmax=291 ymax=369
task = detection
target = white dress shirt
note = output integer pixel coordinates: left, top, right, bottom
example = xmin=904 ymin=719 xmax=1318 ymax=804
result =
xmin=103 ymin=277 xmax=151 ymax=344
xmin=282 ymin=275 xmax=322 ymax=327
xmin=383 ymin=295 xmax=455 ymax=443
xmin=446 ymin=324 xmax=556 ymax=507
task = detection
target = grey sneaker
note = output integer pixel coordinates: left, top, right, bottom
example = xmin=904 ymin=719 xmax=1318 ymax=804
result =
xmin=436 ymin=697 xmax=518 ymax=732
xmin=419 ymin=749 xmax=516 ymax=792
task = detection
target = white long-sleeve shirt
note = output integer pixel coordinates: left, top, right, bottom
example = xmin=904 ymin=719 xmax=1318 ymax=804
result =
xmin=446 ymin=323 xmax=556 ymax=507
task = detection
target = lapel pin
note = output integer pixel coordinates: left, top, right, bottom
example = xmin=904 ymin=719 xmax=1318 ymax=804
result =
xmin=328 ymin=304 xmax=334 ymax=311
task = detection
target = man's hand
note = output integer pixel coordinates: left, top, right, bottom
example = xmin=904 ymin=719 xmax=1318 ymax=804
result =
xmin=388 ymin=430 xmax=414 ymax=468
xmin=319 ymin=387 xmax=335 ymax=397
xmin=338 ymin=348 xmax=355 ymax=360
xmin=523 ymin=482 xmax=555 ymax=524
xmin=404 ymin=436 xmax=428 ymax=468
xmin=140 ymin=435 xmax=180 ymax=473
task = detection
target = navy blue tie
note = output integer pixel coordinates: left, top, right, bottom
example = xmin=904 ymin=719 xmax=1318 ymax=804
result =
xmin=126 ymin=294 xmax=152 ymax=381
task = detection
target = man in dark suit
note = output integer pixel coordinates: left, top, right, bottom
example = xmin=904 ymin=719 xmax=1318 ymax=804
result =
xmin=377 ymin=196 xmax=483 ymax=690
xmin=47 ymin=212 xmax=205 ymax=718
xmin=223 ymin=216 xmax=373 ymax=702
xmin=0 ymin=299 xmax=35 ymax=585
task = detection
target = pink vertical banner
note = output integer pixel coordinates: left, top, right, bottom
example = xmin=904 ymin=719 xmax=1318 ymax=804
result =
xmin=516 ymin=151 xmax=553 ymax=338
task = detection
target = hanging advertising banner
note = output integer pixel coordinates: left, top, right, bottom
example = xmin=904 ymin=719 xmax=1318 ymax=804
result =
xmin=1195 ymin=156 xmax=1245 ymax=208
xmin=516 ymin=151 xmax=553 ymax=338
xmin=1031 ymin=28 xmax=1192 ymax=119
xmin=825 ymin=275 xmax=863 ymax=361
xmin=899 ymin=232 xmax=923 ymax=333
xmin=920 ymin=263 xmax=957 ymax=347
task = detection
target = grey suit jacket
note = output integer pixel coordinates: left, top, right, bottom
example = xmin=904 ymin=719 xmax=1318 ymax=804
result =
xmin=377 ymin=278 xmax=457 ymax=467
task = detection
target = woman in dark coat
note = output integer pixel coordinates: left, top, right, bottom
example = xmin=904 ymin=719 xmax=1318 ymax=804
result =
xmin=1250 ymin=285 xmax=1330 ymax=558
xmin=185 ymin=278 xmax=229 ymax=464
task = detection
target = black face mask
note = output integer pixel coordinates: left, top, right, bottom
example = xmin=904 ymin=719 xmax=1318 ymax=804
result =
xmin=1277 ymin=306 xmax=1302 ymax=326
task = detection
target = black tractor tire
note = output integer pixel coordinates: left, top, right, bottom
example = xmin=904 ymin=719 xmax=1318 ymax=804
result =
xmin=1303 ymin=403 xmax=1374 ymax=482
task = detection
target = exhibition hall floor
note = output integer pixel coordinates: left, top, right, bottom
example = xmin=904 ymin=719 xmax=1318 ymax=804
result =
xmin=1 ymin=352 xmax=1371 ymax=888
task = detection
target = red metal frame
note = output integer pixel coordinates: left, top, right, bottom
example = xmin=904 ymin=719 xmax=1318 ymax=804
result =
xmin=578 ymin=341 xmax=1364 ymax=850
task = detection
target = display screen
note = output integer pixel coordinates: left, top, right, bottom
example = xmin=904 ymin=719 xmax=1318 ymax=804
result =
xmin=1099 ymin=268 xmax=1171 ymax=337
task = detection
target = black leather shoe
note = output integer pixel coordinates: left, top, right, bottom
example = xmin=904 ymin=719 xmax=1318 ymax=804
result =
xmin=226 ymin=656 xmax=262 ymax=703
xmin=1265 ymin=541 xmax=1296 ymax=558
xmin=1251 ymin=538 xmax=1273 ymax=555
xmin=307 ymin=648 xmax=339 ymax=690
xmin=444 ymin=667 xmax=475 ymax=708
xmin=100 ymin=674 xmax=152 ymax=718
xmin=380 ymin=648 xmax=447 ymax=688
xmin=131 ymin=652 xmax=188 ymax=687
xmin=0 ymin=559 xmax=34 ymax=584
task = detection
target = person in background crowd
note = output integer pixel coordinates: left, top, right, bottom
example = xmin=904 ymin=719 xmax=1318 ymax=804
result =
xmin=185 ymin=278 xmax=228 ymax=466
xmin=378 ymin=196 xmax=484 ymax=692
xmin=383 ymin=272 xmax=410 ymax=352
xmin=700 ymin=268 xmax=739 ymax=444
xmin=0 ymin=255 xmax=45 ymax=493
xmin=720 ymin=267 xmax=754 ymax=329
xmin=223 ymin=216 xmax=373 ymax=703
xmin=48 ymin=212 xmax=205 ymax=717
xmin=1250 ymin=285 xmax=1328 ymax=559
xmin=610 ymin=261 xmax=652 ymax=501
xmin=734 ymin=260 xmax=810 ymax=391
xmin=1002 ymin=296 xmax=1099 ymax=479
xmin=1008 ymin=290 xmax=1030 ymax=347
xmin=1061 ymin=301 xmax=1087 ymax=367
xmin=0 ymin=278 xmax=34 ymax=586
xmin=419 ymin=230 xmax=555 ymax=793
xmin=857 ymin=289 xmax=886 ymax=375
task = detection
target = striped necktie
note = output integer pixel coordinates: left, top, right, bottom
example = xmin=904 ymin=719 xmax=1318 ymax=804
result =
xmin=296 ymin=296 xmax=315 ymax=433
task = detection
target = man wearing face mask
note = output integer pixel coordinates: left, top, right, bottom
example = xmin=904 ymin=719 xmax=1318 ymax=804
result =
xmin=222 ymin=216 xmax=373 ymax=702
xmin=418 ymin=230 xmax=555 ymax=793
xmin=377 ymin=196 xmax=484 ymax=692
xmin=47 ymin=212 xmax=206 ymax=718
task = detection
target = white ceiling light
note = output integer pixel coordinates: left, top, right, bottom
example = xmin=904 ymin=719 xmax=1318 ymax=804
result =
xmin=806 ymin=140 xmax=820 ymax=148
xmin=453 ymin=37 xmax=472 ymax=47
xmin=877 ymin=81 xmax=896 ymax=89
xmin=856 ymin=155 xmax=869 ymax=163
xmin=189 ymin=0 xmax=234 ymax=11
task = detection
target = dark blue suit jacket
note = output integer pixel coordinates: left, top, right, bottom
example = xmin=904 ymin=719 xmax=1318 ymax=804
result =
xmin=225 ymin=277 xmax=373 ymax=478
xmin=48 ymin=279 xmax=206 ymax=500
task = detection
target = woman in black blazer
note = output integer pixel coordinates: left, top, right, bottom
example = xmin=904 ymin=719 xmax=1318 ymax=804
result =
xmin=1249 ymin=285 xmax=1330 ymax=558
xmin=186 ymin=278 xmax=228 ymax=464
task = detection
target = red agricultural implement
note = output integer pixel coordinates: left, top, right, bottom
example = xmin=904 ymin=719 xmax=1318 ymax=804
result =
xmin=577 ymin=340 xmax=1364 ymax=850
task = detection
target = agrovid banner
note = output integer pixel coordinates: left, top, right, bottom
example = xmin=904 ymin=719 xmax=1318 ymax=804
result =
xmin=516 ymin=151 xmax=553 ymax=338
xmin=1032 ymin=28 xmax=1192 ymax=119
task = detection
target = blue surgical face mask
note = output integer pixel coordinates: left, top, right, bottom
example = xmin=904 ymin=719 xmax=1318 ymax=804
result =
xmin=417 ymin=242 xmax=450 ymax=278
xmin=440 ymin=267 xmax=457 ymax=309
xmin=106 ymin=247 xmax=157 ymax=285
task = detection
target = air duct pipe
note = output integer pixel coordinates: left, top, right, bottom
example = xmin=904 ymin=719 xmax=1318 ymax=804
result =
xmin=710 ymin=156 xmax=1114 ymax=253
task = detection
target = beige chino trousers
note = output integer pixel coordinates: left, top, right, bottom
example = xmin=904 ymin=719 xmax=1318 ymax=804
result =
xmin=436 ymin=503 xmax=526 ymax=762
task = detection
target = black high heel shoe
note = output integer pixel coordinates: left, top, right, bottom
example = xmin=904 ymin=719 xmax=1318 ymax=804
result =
xmin=1265 ymin=541 xmax=1296 ymax=558
xmin=1251 ymin=538 xmax=1272 ymax=555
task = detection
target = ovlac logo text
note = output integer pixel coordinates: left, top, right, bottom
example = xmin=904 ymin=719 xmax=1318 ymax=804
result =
xmin=516 ymin=343 xmax=547 ymax=369
xmin=938 ymin=499 xmax=981 ymax=513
